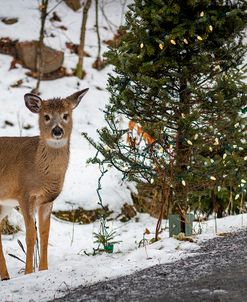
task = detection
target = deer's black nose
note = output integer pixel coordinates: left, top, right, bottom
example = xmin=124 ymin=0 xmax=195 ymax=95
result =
xmin=52 ymin=126 xmax=64 ymax=138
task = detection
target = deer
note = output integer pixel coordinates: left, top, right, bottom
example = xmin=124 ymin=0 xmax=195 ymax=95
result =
xmin=0 ymin=88 xmax=88 ymax=280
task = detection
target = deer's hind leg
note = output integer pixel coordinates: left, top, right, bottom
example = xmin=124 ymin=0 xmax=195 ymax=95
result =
xmin=0 ymin=206 xmax=10 ymax=280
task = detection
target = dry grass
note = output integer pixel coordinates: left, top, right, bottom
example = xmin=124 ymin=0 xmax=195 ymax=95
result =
xmin=53 ymin=206 xmax=113 ymax=224
xmin=0 ymin=217 xmax=20 ymax=235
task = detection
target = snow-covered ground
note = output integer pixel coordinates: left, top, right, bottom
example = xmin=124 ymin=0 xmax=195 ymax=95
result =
xmin=2 ymin=212 xmax=247 ymax=302
xmin=1 ymin=212 xmax=247 ymax=301
xmin=0 ymin=1 xmax=247 ymax=301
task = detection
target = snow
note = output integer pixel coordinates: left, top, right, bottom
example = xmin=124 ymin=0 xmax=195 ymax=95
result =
xmin=0 ymin=1 xmax=247 ymax=301
xmin=2 ymin=212 xmax=247 ymax=301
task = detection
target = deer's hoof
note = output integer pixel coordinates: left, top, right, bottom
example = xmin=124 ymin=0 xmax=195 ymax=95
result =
xmin=39 ymin=266 xmax=48 ymax=271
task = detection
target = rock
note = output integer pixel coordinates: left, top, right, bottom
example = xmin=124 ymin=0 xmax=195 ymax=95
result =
xmin=16 ymin=41 xmax=64 ymax=74
xmin=121 ymin=203 xmax=137 ymax=221
xmin=64 ymin=0 xmax=82 ymax=11
xmin=1 ymin=17 xmax=18 ymax=25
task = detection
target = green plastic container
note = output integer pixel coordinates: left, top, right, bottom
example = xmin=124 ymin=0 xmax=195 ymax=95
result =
xmin=169 ymin=213 xmax=194 ymax=237
xmin=104 ymin=243 xmax=114 ymax=253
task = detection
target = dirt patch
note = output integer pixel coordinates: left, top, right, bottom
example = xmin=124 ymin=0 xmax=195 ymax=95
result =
xmin=0 ymin=37 xmax=18 ymax=57
xmin=53 ymin=207 xmax=113 ymax=224
xmin=26 ymin=66 xmax=71 ymax=81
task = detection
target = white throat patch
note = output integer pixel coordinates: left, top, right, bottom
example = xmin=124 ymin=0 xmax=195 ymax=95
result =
xmin=46 ymin=138 xmax=68 ymax=148
xmin=0 ymin=199 xmax=19 ymax=207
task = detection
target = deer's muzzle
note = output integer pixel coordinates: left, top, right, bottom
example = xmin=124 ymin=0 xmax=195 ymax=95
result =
xmin=52 ymin=126 xmax=64 ymax=139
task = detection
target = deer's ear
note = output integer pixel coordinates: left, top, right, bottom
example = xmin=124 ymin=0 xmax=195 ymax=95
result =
xmin=24 ymin=93 xmax=42 ymax=113
xmin=67 ymin=88 xmax=89 ymax=109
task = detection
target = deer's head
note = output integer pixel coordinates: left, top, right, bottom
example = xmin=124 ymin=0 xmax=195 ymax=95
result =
xmin=24 ymin=88 xmax=89 ymax=148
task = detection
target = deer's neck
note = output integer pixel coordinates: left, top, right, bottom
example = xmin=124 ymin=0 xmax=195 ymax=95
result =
xmin=36 ymin=138 xmax=70 ymax=177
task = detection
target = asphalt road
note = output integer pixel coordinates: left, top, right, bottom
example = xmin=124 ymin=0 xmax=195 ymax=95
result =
xmin=54 ymin=230 xmax=247 ymax=302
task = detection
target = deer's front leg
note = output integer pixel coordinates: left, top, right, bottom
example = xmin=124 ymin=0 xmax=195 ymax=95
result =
xmin=38 ymin=203 xmax=53 ymax=271
xmin=23 ymin=209 xmax=37 ymax=275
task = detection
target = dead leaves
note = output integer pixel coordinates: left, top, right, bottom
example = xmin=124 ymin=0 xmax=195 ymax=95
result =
xmin=173 ymin=232 xmax=195 ymax=242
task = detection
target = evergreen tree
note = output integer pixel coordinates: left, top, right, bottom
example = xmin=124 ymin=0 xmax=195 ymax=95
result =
xmin=84 ymin=0 xmax=247 ymax=220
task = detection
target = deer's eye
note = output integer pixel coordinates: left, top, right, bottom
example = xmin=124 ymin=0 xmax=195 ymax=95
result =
xmin=44 ymin=114 xmax=50 ymax=122
xmin=63 ymin=113 xmax=69 ymax=121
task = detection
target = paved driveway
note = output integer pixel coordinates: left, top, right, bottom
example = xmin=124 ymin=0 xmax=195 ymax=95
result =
xmin=54 ymin=230 xmax=247 ymax=302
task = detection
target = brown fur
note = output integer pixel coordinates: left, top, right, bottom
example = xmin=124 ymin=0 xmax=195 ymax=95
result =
xmin=0 ymin=88 xmax=88 ymax=280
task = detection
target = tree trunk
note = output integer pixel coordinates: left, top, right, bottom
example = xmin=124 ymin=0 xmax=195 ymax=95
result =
xmin=155 ymin=184 xmax=170 ymax=241
xmin=174 ymin=77 xmax=191 ymax=213
xmin=95 ymin=0 xmax=101 ymax=60
xmin=92 ymin=0 xmax=105 ymax=70
xmin=75 ymin=0 xmax=92 ymax=79
xmin=33 ymin=0 xmax=49 ymax=94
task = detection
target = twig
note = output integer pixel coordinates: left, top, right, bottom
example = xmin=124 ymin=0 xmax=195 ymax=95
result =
xmin=54 ymin=281 xmax=71 ymax=299
xmin=46 ymin=0 xmax=63 ymax=16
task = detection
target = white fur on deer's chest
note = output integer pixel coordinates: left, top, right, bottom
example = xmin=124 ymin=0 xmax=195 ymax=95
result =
xmin=0 ymin=199 xmax=19 ymax=207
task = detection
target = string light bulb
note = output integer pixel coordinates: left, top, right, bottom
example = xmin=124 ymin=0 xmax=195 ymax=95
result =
xmin=214 ymin=138 xmax=219 ymax=145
